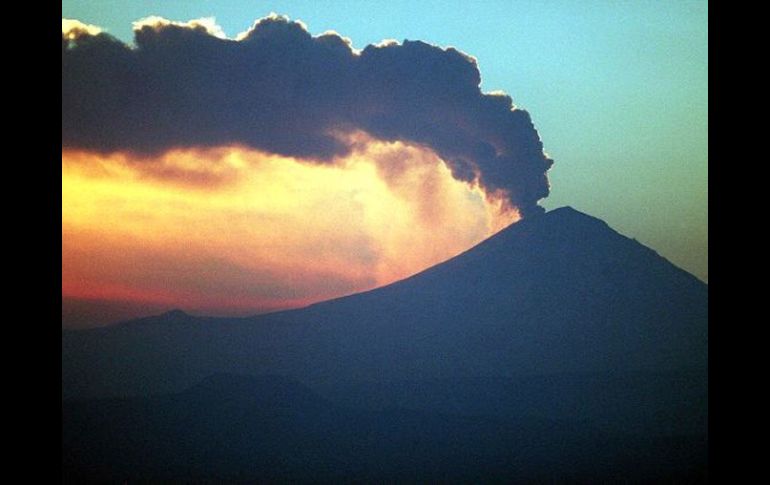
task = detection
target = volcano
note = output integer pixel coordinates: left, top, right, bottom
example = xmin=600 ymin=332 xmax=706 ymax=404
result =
xmin=62 ymin=206 xmax=708 ymax=481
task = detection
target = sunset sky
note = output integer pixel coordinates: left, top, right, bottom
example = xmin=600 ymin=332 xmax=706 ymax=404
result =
xmin=62 ymin=1 xmax=707 ymax=327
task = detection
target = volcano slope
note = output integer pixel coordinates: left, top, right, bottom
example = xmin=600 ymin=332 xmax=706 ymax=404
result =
xmin=62 ymin=206 xmax=708 ymax=481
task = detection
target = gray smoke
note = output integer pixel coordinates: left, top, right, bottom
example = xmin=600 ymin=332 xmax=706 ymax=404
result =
xmin=62 ymin=15 xmax=553 ymax=216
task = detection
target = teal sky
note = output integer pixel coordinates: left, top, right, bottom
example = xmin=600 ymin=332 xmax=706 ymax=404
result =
xmin=62 ymin=0 xmax=708 ymax=281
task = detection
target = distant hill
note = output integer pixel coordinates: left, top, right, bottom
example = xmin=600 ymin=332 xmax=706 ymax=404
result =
xmin=63 ymin=373 xmax=706 ymax=482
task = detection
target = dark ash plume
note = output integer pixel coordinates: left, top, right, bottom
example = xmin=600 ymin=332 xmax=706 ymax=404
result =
xmin=62 ymin=15 xmax=553 ymax=216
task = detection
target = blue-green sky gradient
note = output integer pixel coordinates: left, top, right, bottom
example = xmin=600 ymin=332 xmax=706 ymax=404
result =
xmin=62 ymin=0 xmax=708 ymax=281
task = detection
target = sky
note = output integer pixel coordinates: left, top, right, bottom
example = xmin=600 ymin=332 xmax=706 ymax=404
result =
xmin=62 ymin=1 xmax=708 ymax=327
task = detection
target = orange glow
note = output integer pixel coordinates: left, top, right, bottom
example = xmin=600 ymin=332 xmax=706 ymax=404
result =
xmin=62 ymin=137 xmax=519 ymax=318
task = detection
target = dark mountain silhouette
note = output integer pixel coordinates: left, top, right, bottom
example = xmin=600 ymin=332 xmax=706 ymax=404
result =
xmin=62 ymin=206 xmax=707 ymax=481
xmin=63 ymin=373 xmax=706 ymax=483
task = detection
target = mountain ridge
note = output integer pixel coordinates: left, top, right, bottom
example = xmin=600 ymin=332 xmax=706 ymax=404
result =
xmin=63 ymin=205 xmax=707 ymax=400
xmin=297 ymin=205 xmax=704 ymax=314
xmin=65 ymin=205 xmax=703 ymax=332
xmin=62 ymin=204 xmax=708 ymax=480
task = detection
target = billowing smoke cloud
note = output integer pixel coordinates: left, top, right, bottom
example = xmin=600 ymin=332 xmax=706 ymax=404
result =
xmin=62 ymin=15 xmax=553 ymax=216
